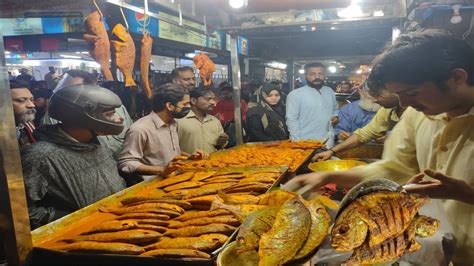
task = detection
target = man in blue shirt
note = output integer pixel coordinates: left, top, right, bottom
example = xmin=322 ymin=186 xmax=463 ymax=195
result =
xmin=334 ymin=89 xmax=380 ymax=141
xmin=286 ymin=62 xmax=339 ymax=147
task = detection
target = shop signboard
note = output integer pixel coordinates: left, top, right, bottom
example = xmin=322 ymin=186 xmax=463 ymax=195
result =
xmin=0 ymin=18 xmax=43 ymax=36
xmin=207 ymin=31 xmax=223 ymax=50
xmin=41 ymin=17 xmax=83 ymax=34
xmin=238 ymin=36 xmax=249 ymax=56
xmin=123 ymin=3 xmax=159 ymax=37
xmin=158 ymin=12 xmax=207 ymax=47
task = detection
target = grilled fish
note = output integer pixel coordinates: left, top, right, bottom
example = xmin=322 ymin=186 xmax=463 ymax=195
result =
xmin=211 ymin=197 xmax=266 ymax=221
xmin=140 ymin=32 xmax=153 ymax=99
xmin=67 ymin=229 xmax=160 ymax=245
xmin=164 ymin=223 xmax=236 ymax=238
xmin=331 ymin=191 xmax=428 ymax=251
xmin=135 ymin=224 xmax=167 ymax=233
xmin=115 ymin=212 xmax=170 ymax=220
xmin=236 ymin=207 xmax=278 ymax=252
xmin=217 ymin=191 xmax=260 ymax=205
xmin=111 ymin=23 xmax=136 ymax=87
xmin=292 ymin=198 xmax=331 ymax=260
xmin=101 ymin=206 xmax=181 ymax=218
xmin=238 ymin=176 xmax=275 ymax=184
xmin=136 ymin=219 xmax=169 ymax=227
xmin=258 ymin=197 xmax=311 ymax=266
xmin=141 ymin=248 xmax=211 ymax=259
xmin=121 ymin=197 xmax=192 ymax=210
xmin=55 ymin=241 xmax=144 ymax=255
xmin=186 ymin=195 xmax=217 ymax=207
xmin=145 ymin=234 xmax=228 ymax=251
xmin=257 ymin=190 xmax=296 ymax=207
xmin=174 ymin=209 xmax=231 ymax=222
xmin=101 ymin=202 xmax=184 ymax=215
xmin=83 ymin=11 xmax=113 ymax=81
xmin=164 ymin=181 xmax=203 ymax=192
xmin=167 ymin=215 xmax=239 ymax=229
xmin=155 ymin=172 xmax=194 ymax=189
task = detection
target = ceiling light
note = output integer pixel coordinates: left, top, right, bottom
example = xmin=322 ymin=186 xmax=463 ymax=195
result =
xmin=299 ymin=69 xmax=305 ymax=74
xmin=229 ymin=0 xmax=246 ymax=9
xmin=328 ymin=66 xmax=337 ymax=73
xmin=337 ymin=0 xmax=363 ymax=19
xmin=356 ymin=69 xmax=363 ymax=74
xmin=60 ymin=54 xmax=81 ymax=59
xmin=311 ymin=26 xmax=316 ymax=31
xmin=268 ymin=61 xmax=287 ymax=70
xmin=185 ymin=53 xmax=197 ymax=58
xmin=330 ymin=26 xmax=336 ymax=30
xmin=392 ymin=27 xmax=401 ymax=43
xmin=373 ymin=10 xmax=384 ymax=17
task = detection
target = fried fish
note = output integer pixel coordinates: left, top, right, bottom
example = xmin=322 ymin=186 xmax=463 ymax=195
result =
xmin=141 ymin=248 xmax=210 ymax=259
xmin=55 ymin=241 xmax=144 ymax=255
xmin=173 ymin=209 xmax=231 ymax=222
xmin=66 ymin=229 xmax=161 ymax=245
xmin=145 ymin=234 xmax=228 ymax=251
xmin=111 ymin=24 xmax=136 ymax=87
xmin=140 ymin=32 xmax=153 ymax=98
xmin=164 ymin=223 xmax=236 ymax=238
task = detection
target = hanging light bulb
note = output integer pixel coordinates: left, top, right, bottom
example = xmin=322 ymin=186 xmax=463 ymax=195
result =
xmin=451 ymin=4 xmax=463 ymax=24
xmin=229 ymin=0 xmax=245 ymax=9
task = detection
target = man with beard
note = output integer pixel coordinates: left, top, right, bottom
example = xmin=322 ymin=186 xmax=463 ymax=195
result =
xmin=32 ymin=88 xmax=52 ymax=126
xmin=286 ymin=62 xmax=339 ymax=147
xmin=334 ymin=88 xmax=380 ymax=141
xmin=171 ymin=66 xmax=196 ymax=90
xmin=177 ymin=87 xmax=228 ymax=154
xmin=118 ymin=83 xmax=208 ymax=182
xmin=10 ymin=80 xmax=37 ymax=148
xmin=314 ymin=83 xmax=404 ymax=161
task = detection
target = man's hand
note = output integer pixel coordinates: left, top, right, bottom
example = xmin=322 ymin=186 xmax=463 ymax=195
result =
xmin=404 ymin=169 xmax=474 ymax=205
xmin=312 ymin=150 xmax=334 ymax=162
xmin=330 ymin=116 xmax=339 ymax=126
xmin=164 ymin=161 xmax=182 ymax=175
xmin=216 ymin=133 xmax=229 ymax=147
xmin=189 ymin=150 xmax=209 ymax=160
xmin=284 ymin=172 xmax=330 ymax=192
xmin=375 ymin=135 xmax=386 ymax=143
xmin=337 ymin=131 xmax=350 ymax=141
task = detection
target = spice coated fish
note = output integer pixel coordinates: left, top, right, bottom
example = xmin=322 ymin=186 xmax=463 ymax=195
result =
xmin=145 ymin=234 xmax=228 ymax=252
xmin=140 ymin=32 xmax=153 ymax=98
xmin=66 ymin=229 xmax=161 ymax=245
xmin=111 ymin=23 xmax=136 ymax=87
xmin=55 ymin=241 xmax=144 ymax=255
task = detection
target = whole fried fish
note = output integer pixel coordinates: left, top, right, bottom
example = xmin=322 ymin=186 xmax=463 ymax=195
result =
xmin=164 ymin=181 xmax=203 ymax=192
xmin=83 ymin=220 xmax=138 ymax=234
xmin=174 ymin=209 xmax=231 ymax=222
xmin=83 ymin=11 xmax=113 ymax=81
xmin=257 ymin=190 xmax=296 ymax=207
xmin=211 ymin=197 xmax=266 ymax=221
xmin=55 ymin=241 xmax=144 ymax=255
xmin=111 ymin=23 xmax=136 ymax=87
xmin=292 ymin=198 xmax=331 ymax=261
xmin=258 ymin=197 xmax=311 ymax=266
xmin=136 ymin=219 xmax=169 ymax=227
xmin=141 ymin=248 xmax=210 ymax=259
xmin=121 ymin=197 xmax=192 ymax=210
xmin=167 ymin=215 xmax=239 ymax=229
xmin=236 ymin=207 xmax=278 ymax=253
xmin=145 ymin=234 xmax=228 ymax=251
xmin=331 ymin=191 xmax=428 ymax=251
xmin=191 ymin=171 xmax=217 ymax=181
xmin=140 ymin=32 xmax=153 ymax=99
xmin=66 ymin=229 xmax=160 ymax=245
xmin=218 ymin=191 xmax=260 ymax=205
xmin=101 ymin=202 xmax=184 ymax=215
xmin=164 ymin=223 xmax=236 ymax=238
xmin=101 ymin=206 xmax=181 ymax=218
xmin=155 ymin=172 xmax=194 ymax=189
xmin=346 ymin=214 xmax=440 ymax=265
xmin=115 ymin=212 xmax=170 ymax=220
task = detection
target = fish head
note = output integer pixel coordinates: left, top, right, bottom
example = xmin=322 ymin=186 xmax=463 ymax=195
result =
xmin=331 ymin=208 xmax=368 ymax=251
xmin=112 ymin=24 xmax=130 ymax=41
xmin=413 ymin=215 xmax=440 ymax=237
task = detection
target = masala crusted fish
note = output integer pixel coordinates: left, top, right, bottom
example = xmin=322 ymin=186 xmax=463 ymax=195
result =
xmin=111 ymin=24 xmax=136 ymax=87
xmin=258 ymin=197 xmax=311 ymax=266
xmin=217 ymin=191 xmax=260 ymax=205
xmin=100 ymin=206 xmax=181 ymax=218
xmin=120 ymin=197 xmax=192 ymax=210
xmin=257 ymin=190 xmax=296 ymax=207
xmin=136 ymin=219 xmax=169 ymax=227
xmin=174 ymin=209 xmax=231 ymax=222
xmin=141 ymin=248 xmax=211 ymax=259
xmin=167 ymin=215 xmax=239 ymax=229
xmin=331 ymin=191 xmax=428 ymax=251
xmin=164 ymin=223 xmax=236 ymax=238
xmin=145 ymin=234 xmax=228 ymax=251
xmin=83 ymin=11 xmax=113 ymax=81
xmin=155 ymin=172 xmax=194 ymax=189
xmin=236 ymin=207 xmax=278 ymax=252
xmin=55 ymin=241 xmax=144 ymax=255
xmin=83 ymin=220 xmax=139 ymax=234
xmin=292 ymin=198 xmax=331 ymax=260
xmin=211 ymin=197 xmax=266 ymax=221
xmin=101 ymin=202 xmax=184 ymax=214
xmin=115 ymin=212 xmax=170 ymax=221
xmin=163 ymin=181 xmax=203 ymax=192
xmin=66 ymin=229 xmax=161 ymax=245
xmin=140 ymin=32 xmax=153 ymax=99
xmin=191 ymin=171 xmax=217 ymax=181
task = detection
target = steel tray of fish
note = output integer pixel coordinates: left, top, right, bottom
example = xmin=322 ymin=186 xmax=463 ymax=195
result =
xmin=31 ymin=166 xmax=289 ymax=266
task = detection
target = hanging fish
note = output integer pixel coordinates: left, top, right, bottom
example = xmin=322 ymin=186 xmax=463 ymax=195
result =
xmin=111 ymin=23 xmax=136 ymax=87
xmin=140 ymin=32 xmax=153 ymax=98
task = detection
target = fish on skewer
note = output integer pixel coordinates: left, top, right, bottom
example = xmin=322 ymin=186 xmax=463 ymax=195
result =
xmin=83 ymin=11 xmax=113 ymax=81
xmin=140 ymin=32 xmax=153 ymax=98
xmin=111 ymin=23 xmax=136 ymax=87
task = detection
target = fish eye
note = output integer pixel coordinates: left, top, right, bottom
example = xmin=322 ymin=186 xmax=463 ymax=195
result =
xmin=339 ymin=225 xmax=350 ymax=234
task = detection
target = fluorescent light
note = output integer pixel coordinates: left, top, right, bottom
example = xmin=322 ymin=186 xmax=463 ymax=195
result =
xmin=268 ymin=61 xmax=287 ymax=70
xmin=5 ymin=51 xmax=11 ymax=55
xmin=356 ymin=69 xmax=363 ymax=74
xmin=330 ymin=26 xmax=337 ymax=30
xmin=229 ymin=0 xmax=245 ymax=9
xmin=337 ymin=0 xmax=363 ymax=19
xmin=392 ymin=27 xmax=401 ymax=43
xmin=328 ymin=66 xmax=337 ymax=73
xmin=60 ymin=54 xmax=81 ymax=59
xmin=373 ymin=10 xmax=384 ymax=17
xmin=185 ymin=53 xmax=197 ymax=58
xmin=299 ymin=69 xmax=305 ymax=74
xmin=311 ymin=26 xmax=316 ymax=31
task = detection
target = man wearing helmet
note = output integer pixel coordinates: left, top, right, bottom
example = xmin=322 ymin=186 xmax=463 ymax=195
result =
xmin=21 ymin=84 xmax=127 ymax=229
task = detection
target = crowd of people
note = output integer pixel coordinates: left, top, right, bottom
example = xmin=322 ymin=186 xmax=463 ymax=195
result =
xmin=7 ymin=29 xmax=474 ymax=264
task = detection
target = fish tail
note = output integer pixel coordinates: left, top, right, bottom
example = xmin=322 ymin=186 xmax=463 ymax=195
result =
xmin=125 ymin=77 xmax=137 ymax=87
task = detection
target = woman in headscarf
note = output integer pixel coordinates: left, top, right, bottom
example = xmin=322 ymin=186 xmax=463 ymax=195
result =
xmin=246 ymin=82 xmax=289 ymax=142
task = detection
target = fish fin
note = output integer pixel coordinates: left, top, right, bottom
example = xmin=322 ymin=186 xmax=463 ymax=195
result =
xmin=312 ymin=194 xmax=339 ymax=209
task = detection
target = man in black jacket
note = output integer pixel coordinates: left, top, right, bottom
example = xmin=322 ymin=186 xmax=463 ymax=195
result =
xmin=21 ymin=84 xmax=126 ymax=229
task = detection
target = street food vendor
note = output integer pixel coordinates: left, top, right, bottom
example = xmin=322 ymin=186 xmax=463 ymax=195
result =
xmin=21 ymin=84 xmax=127 ymax=229
xmin=286 ymin=29 xmax=474 ymax=264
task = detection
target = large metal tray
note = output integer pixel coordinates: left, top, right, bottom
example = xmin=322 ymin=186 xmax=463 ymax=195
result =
xmin=31 ymin=166 xmax=289 ymax=266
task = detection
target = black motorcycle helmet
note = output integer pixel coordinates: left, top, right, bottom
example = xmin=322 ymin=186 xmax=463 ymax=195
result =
xmin=48 ymin=84 xmax=124 ymax=135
